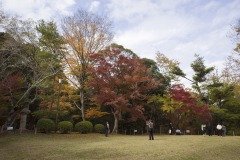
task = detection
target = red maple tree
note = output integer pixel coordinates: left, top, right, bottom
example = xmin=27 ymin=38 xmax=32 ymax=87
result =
xmin=167 ymin=84 xmax=211 ymax=129
xmin=89 ymin=48 xmax=160 ymax=133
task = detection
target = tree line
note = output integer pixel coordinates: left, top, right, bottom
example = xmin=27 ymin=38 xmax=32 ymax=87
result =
xmin=0 ymin=9 xmax=240 ymax=135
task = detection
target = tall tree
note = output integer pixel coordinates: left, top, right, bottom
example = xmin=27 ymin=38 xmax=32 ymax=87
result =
xmin=142 ymin=58 xmax=167 ymax=125
xmin=223 ymin=19 xmax=240 ymax=83
xmin=89 ymin=47 xmax=159 ymax=133
xmin=0 ymin=18 xmax=61 ymax=131
xmin=191 ymin=54 xmax=214 ymax=99
xmin=165 ymin=54 xmax=214 ymax=100
xmin=35 ymin=20 xmax=66 ymax=112
xmin=61 ymin=9 xmax=113 ymax=121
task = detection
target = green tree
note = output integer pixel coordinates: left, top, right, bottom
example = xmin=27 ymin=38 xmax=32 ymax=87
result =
xmin=0 ymin=18 xmax=62 ymax=132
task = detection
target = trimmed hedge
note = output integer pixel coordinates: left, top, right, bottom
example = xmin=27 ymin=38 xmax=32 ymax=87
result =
xmin=37 ymin=118 xmax=55 ymax=133
xmin=74 ymin=121 xmax=93 ymax=134
xmin=58 ymin=121 xmax=73 ymax=134
xmin=94 ymin=124 xmax=104 ymax=133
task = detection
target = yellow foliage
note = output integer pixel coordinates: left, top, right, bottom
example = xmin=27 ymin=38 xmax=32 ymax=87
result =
xmin=85 ymin=108 xmax=109 ymax=119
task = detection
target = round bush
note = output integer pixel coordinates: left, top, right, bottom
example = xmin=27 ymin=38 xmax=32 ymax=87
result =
xmin=37 ymin=118 xmax=55 ymax=133
xmin=74 ymin=121 xmax=93 ymax=134
xmin=58 ymin=121 xmax=73 ymax=134
xmin=94 ymin=124 xmax=104 ymax=133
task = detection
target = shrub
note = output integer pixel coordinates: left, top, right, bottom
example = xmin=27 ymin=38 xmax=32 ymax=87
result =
xmin=74 ymin=121 xmax=93 ymax=134
xmin=33 ymin=110 xmax=68 ymax=120
xmin=37 ymin=118 xmax=55 ymax=133
xmin=94 ymin=124 xmax=104 ymax=133
xmin=58 ymin=121 xmax=73 ymax=134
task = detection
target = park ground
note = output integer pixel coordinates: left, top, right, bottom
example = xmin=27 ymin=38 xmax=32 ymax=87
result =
xmin=1 ymin=133 xmax=240 ymax=160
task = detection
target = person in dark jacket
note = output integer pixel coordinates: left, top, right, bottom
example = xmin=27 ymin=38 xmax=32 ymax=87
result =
xmin=146 ymin=119 xmax=154 ymax=140
xmin=207 ymin=123 xmax=213 ymax=136
xmin=105 ymin=121 xmax=110 ymax=137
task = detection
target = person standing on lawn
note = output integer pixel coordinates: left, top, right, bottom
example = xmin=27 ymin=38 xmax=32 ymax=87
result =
xmin=146 ymin=119 xmax=154 ymax=140
xmin=216 ymin=123 xmax=222 ymax=136
xmin=105 ymin=121 xmax=110 ymax=137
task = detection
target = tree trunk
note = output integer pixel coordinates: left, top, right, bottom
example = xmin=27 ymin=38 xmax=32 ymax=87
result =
xmin=19 ymin=107 xmax=30 ymax=133
xmin=112 ymin=113 xmax=118 ymax=134
xmin=80 ymin=88 xmax=85 ymax=121
xmin=4 ymin=108 xmax=19 ymax=130
xmin=19 ymin=114 xmax=27 ymax=132
xmin=194 ymin=83 xmax=202 ymax=96
xmin=50 ymin=76 xmax=56 ymax=110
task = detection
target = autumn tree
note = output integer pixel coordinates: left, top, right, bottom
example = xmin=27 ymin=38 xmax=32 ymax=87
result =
xmin=160 ymin=84 xmax=211 ymax=130
xmin=61 ymin=9 xmax=113 ymax=121
xmin=89 ymin=47 xmax=159 ymax=134
xmin=141 ymin=58 xmax=168 ymax=126
xmin=0 ymin=18 xmax=62 ymax=132
xmin=156 ymin=52 xmax=181 ymax=83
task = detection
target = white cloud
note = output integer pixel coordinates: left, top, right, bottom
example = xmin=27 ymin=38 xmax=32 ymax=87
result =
xmin=89 ymin=1 xmax=100 ymax=12
xmin=2 ymin=0 xmax=76 ymax=20
xmin=109 ymin=0 xmax=239 ymax=77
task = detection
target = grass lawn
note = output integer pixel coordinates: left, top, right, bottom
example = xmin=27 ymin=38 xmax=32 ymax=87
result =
xmin=1 ymin=133 xmax=240 ymax=160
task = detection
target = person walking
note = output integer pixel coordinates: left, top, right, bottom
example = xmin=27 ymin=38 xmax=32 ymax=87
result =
xmin=207 ymin=123 xmax=213 ymax=136
xmin=222 ymin=125 xmax=226 ymax=136
xmin=216 ymin=123 xmax=222 ymax=136
xmin=201 ymin=124 xmax=206 ymax=136
xmin=146 ymin=119 xmax=154 ymax=140
xmin=105 ymin=121 xmax=110 ymax=137
xmin=169 ymin=122 xmax=173 ymax=135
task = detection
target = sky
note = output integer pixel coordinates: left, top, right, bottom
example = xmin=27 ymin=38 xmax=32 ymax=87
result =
xmin=1 ymin=0 xmax=240 ymax=87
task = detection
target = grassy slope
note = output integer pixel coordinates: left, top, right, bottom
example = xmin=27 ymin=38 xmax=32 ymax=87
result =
xmin=0 ymin=133 xmax=240 ymax=160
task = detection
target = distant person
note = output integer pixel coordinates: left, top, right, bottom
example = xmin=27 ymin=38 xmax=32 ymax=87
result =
xmin=176 ymin=129 xmax=181 ymax=135
xmin=105 ymin=121 xmax=110 ymax=137
xmin=201 ymin=124 xmax=206 ymax=136
xmin=207 ymin=123 xmax=213 ymax=136
xmin=216 ymin=123 xmax=222 ymax=136
xmin=169 ymin=123 xmax=173 ymax=135
xmin=146 ymin=119 xmax=154 ymax=140
xmin=222 ymin=125 xmax=226 ymax=136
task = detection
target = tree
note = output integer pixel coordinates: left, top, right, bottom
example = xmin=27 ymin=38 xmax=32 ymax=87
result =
xmin=155 ymin=52 xmax=181 ymax=82
xmin=60 ymin=9 xmax=113 ymax=121
xmin=161 ymin=84 xmax=211 ymax=130
xmin=223 ymin=19 xmax=240 ymax=83
xmin=89 ymin=47 xmax=159 ymax=133
xmin=0 ymin=18 xmax=62 ymax=132
xmin=162 ymin=54 xmax=214 ymax=100
xmin=191 ymin=54 xmax=214 ymax=99
xmin=206 ymin=73 xmax=240 ymax=131
xmin=142 ymin=58 xmax=168 ymax=126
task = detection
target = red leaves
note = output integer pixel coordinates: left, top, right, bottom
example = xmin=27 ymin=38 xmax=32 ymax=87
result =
xmin=170 ymin=84 xmax=211 ymax=123
xmin=0 ymin=72 xmax=24 ymax=101
xmin=89 ymin=48 xmax=159 ymax=121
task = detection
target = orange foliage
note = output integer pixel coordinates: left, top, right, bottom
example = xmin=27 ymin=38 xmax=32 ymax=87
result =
xmin=85 ymin=108 xmax=109 ymax=119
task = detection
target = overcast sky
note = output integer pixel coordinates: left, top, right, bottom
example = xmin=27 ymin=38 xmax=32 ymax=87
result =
xmin=1 ymin=0 xmax=240 ymax=87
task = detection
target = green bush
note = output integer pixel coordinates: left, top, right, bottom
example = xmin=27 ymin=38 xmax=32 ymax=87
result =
xmin=94 ymin=124 xmax=104 ymax=133
xmin=74 ymin=121 xmax=93 ymax=134
xmin=58 ymin=121 xmax=73 ymax=134
xmin=33 ymin=110 xmax=68 ymax=120
xmin=37 ymin=118 xmax=55 ymax=133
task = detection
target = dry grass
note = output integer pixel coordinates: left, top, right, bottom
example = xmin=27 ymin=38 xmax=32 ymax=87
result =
xmin=1 ymin=133 xmax=240 ymax=160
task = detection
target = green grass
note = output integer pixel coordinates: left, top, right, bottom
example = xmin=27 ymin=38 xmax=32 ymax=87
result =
xmin=1 ymin=133 xmax=240 ymax=160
